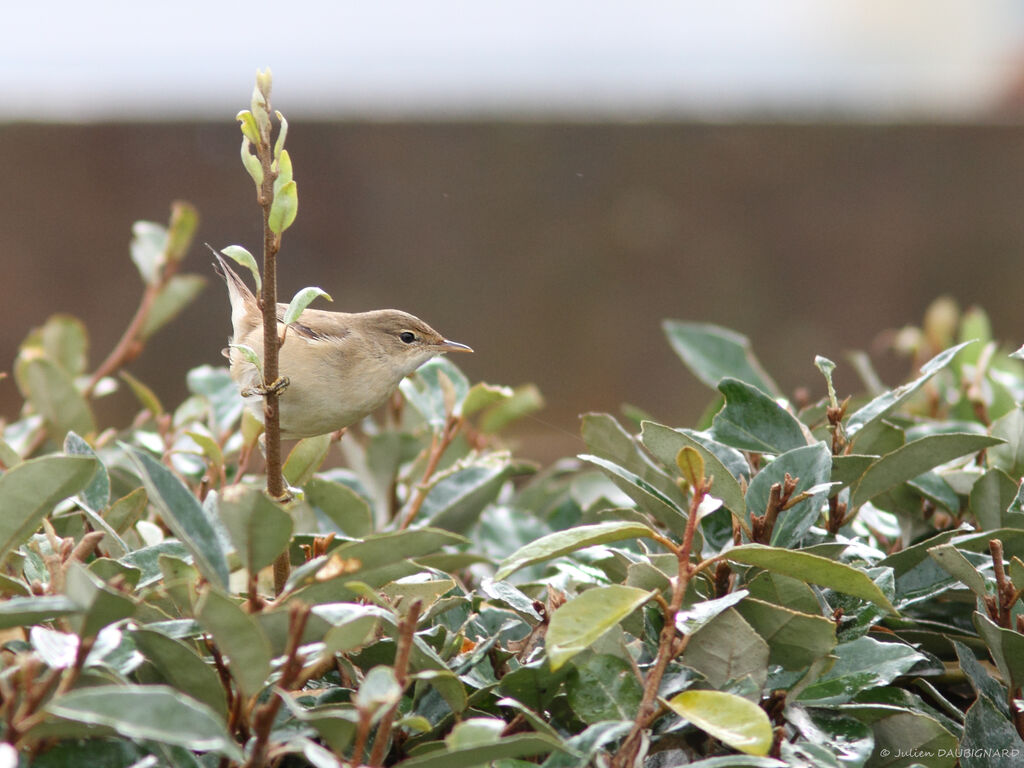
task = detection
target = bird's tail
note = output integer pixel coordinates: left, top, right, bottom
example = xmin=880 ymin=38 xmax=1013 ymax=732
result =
xmin=207 ymin=244 xmax=260 ymax=336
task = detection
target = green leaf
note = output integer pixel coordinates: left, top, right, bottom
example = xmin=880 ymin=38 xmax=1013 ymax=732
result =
xmin=579 ymin=454 xmax=688 ymax=537
xmin=582 ymin=413 xmax=687 ymax=511
xmin=130 ymin=220 xmax=168 ymax=285
xmin=846 ymin=341 xmax=972 ymax=449
xmin=0 ymin=454 xmax=98 ymax=563
xmin=305 ymin=477 xmax=373 ymax=537
xmin=64 ymin=561 xmax=136 ymax=638
xmin=494 ymin=521 xmax=656 ymax=580
xmin=681 ymin=608 xmax=769 ymax=689
xmin=283 ymin=433 xmax=332 ymax=487
xmin=863 ymin=710 xmax=957 ymax=768
xmin=0 ymin=595 xmax=79 ymax=630
xmin=217 ymin=486 xmax=293 ymax=573
xmin=796 ymin=635 xmax=926 ymax=705
xmin=960 ymin=694 xmax=1024 ymax=768
xmin=734 ymin=597 xmax=837 ymax=670
xmin=927 ymin=544 xmax=988 ymax=598
xmin=547 ymin=585 xmax=654 ymax=670
xmin=666 ymin=690 xmax=773 ymax=756
xmin=970 ymin=469 xmax=1018 ymax=530
xmin=566 ymin=654 xmax=643 ymax=724
xmin=954 ymin=639 xmax=1011 ymax=718
xmin=725 ymin=544 xmax=898 ymax=613
xmin=130 ymin=628 xmax=228 ymax=718
xmin=268 ymin=179 xmax=298 ymax=233
xmin=676 ymin=446 xmax=704 ymax=488
xmin=140 ymin=274 xmax=206 ymax=340
xmin=640 ymin=421 xmax=746 ymax=516
xmin=165 ymin=200 xmax=198 ymax=263
xmin=400 ymin=357 xmax=471 ymax=428
xmin=710 ymin=378 xmax=807 ymax=454
xmin=124 ymin=446 xmax=230 ymax=589
xmin=23 ymin=313 xmax=89 ymax=376
xmin=418 ymin=456 xmax=518 ymax=533
xmin=240 ymin=137 xmax=263 ymax=187
xmin=974 ymin=611 xmax=1024 ymax=693
xmin=396 ymin=733 xmax=565 ymax=768
xmin=476 ymin=384 xmax=544 ymax=433
xmin=46 ymin=685 xmax=242 ymax=759
xmin=662 ymin=320 xmax=779 ymax=396
xmin=219 ymin=244 xmax=262 ymax=293
xmin=744 ymin=443 xmax=832 ymax=548
xmin=851 ymin=433 xmax=1001 ymax=507
xmin=354 ymin=665 xmax=401 ymax=722
xmin=236 ymin=109 xmax=260 ymax=144
xmin=119 ymin=370 xmax=164 ymax=417
xmin=64 ymin=431 xmax=109 ymax=511
xmin=283 ymin=286 xmax=332 ymax=326
xmin=273 ymin=112 xmax=289 ymax=160
xmin=195 ymin=587 xmax=272 ymax=699
xmin=15 ymin=348 xmax=96 ymax=437
xmin=674 ymin=590 xmax=749 ymax=634
xmin=989 ymin=407 xmax=1024 ymax=477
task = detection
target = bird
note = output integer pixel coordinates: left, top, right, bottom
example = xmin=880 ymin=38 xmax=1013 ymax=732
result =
xmin=213 ymin=252 xmax=472 ymax=439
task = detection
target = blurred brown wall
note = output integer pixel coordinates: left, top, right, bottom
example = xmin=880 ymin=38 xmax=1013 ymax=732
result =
xmin=2 ymin=122 xmax=1023 ymax=461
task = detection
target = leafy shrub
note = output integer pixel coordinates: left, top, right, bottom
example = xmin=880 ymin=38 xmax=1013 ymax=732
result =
xmin=4 ymin=77 xmax=1024 ymax=768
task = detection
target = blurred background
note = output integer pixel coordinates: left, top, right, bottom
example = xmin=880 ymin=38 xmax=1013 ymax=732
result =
xmin=4 ymin=1 xmax=1024 ymax=462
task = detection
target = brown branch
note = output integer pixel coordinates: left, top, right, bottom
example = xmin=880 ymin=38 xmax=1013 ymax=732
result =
xmin=243 ymin=602 xmax=311 ymax=768
xmin=367 ymin=600 xmax=423 ymax=767
xmin=613 ymin=473 xmax=712 ymax=768
xmin=399 ymin=415 xmax=462 ymax=530
xmin=85 ymin=202 xmax=196 ymax=397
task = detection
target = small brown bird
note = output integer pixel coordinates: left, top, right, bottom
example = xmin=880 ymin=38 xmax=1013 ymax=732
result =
xmin=214 ymin=253 xmax=472 ymax=438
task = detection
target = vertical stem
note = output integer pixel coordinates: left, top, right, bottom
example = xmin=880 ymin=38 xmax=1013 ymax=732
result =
xmin=251 ymin=93 xmax=289 ymax=595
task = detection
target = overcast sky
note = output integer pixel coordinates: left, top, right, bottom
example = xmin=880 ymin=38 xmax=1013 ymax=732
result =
xmin=5 ymin=1 xmax=1024 ymax=120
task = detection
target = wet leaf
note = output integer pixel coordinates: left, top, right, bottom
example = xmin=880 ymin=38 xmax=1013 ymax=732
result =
xmin=710 ymin=378 xmax=807 ymax=454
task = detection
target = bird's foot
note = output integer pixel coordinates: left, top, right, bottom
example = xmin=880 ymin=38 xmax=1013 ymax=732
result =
xmin=242 ymin=376 xmax=290 ymax=398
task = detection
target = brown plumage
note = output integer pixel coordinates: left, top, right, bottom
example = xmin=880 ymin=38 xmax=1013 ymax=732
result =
xmin=214 ymin=253 xmax=472 ymax=438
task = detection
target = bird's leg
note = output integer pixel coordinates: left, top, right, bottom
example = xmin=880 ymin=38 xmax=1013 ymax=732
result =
xmin=242 ymin=375 xmax=290 ymax=398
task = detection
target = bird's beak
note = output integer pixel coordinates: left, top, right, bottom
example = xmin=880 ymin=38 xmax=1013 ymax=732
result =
xmin=440 ymin=339 xmax=473 ymax=353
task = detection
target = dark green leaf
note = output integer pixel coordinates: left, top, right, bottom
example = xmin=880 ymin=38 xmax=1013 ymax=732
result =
xmin=851 ymin=433 xmax=1001 ymax=508
xmin=494 ymin=521 xmax=656 ymax=581
xmin=960 ymin=688 xmax=1024 ymax=768
xmin=579 ymin=455 xmax=688 ymax=537
xmin=710 ymin=378 xmax=807 ymax=454
xmin=46 ymin=685 xmax=241 ymax=759
xmin=418 ymin=456 xmax=517 ymax=533
xmin=970 ymin=469 xmax=1018 ymax=530
xmin=989 ymin=407 xmax=1024 ymax=478
xmin=125 ymin=446 xmax=230 ymax=589
xmin=726 ymin=544 xmax=897 ymax=613
xmin=141 ymin=274 xmax=206 ymax=340
xmin=0 ymin=595 xmax=79 ymax=630
xmin=399 ymin=734 xmax=566 ymax=768
xmin=640 ymin=421 xmax=746 ymax=516
xmin=796 ymin=636 xmax=926 ymax=705
xmin=305 ymin=477 xmax=373 ymax=537
xmin=217 ymin=486 xmax=293 ymax=573
xmin=734 ymin=597 xmax=836 ymax=670
xmin=974 ymin=612 xmax=1024 ymax=694
xmin=130 ymin=628 xmax=228 ymax=717
xmin=744 ymin=443 xmax=831 ymax=547
xmin=662 ymin=320 xmax=778 ymax=396
xmin=681 ymin=608 xmax=769 ymax=689
xmin=846 ymin=341 xmax=972 ymax=450
xmin=0 ymin=455 xmax=98 ymax=562
xmin=15 ymin=349 xmax=96 ymax=437
xmin=195 ymin=587 xmax=271 ymax=699
xmin=927 ymin=544 xmax=987 ymax=597
xmin=64 ymin=431 xmax=109 ymax=511
xmin=566 ymin=655 xmax=643 ymax=723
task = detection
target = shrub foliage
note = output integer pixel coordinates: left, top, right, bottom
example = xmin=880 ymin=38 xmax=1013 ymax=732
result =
xmin=3 ymin=80 xmax=1024 ymax=768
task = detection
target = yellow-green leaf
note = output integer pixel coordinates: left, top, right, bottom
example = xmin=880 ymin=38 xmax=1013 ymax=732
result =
xmin=666 ymin=690 xmax=773 ymax=756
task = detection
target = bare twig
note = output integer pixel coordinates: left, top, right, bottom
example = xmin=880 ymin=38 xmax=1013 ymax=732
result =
xmin=399 ymin=415 xmax=462 ymax=530
xmin=243 ymin=602 xmax=311 ymax=768
xmin=367 ymin=600 xmax=423 ymax=767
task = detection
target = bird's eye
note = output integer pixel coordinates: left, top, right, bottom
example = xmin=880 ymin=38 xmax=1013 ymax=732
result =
xmin=399 ymin=331 xmax=416 ymax=344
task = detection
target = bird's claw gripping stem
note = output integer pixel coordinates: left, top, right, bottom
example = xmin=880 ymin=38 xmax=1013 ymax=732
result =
xmin=242 ymin=375 xmax=290 ymax=398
